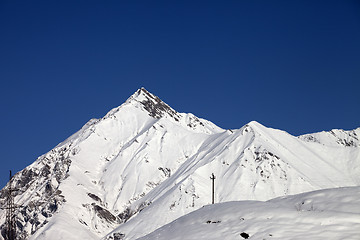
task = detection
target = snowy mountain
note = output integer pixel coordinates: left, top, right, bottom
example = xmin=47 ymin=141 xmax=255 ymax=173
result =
xmin=0 ymin=88 xmax=359 ymax=240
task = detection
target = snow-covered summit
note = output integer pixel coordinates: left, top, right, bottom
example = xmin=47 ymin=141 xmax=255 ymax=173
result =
xmin=128 ymin=87 xmax=180 ymax=120
xmin=105 ymin=87 xmax=180 ymax=121
xmin=103 ymin=87 xmax=222 ymax=134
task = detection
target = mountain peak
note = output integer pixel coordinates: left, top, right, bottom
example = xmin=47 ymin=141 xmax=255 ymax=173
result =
xmin=133 ymin=87 xmax=156 ymax=101
xmin=128 ymin=87 xmax=180 ymax=120
xmin=102 ymin=88 xmax=222 ymax=134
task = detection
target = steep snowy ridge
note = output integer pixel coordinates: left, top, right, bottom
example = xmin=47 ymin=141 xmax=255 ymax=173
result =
xmin=0 ymin=88 xmax=359 ymax=240
xmin=299 ymin=127 xmax=360 ymax=147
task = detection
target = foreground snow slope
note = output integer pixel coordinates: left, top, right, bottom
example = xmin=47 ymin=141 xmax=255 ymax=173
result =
xmin=104 ymin=122 xmax=359 ymax=239
xmin=0 ymin=88 xmax=359 ymax=240
xmin=139 ymin=186 xmax=360 ymax=240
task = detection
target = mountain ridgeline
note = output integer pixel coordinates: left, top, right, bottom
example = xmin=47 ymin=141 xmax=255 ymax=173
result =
xmin=0 ymin=88 xmax=359 ymax=240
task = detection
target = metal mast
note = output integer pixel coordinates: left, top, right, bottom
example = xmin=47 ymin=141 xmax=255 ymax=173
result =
xmin=3 ymin=170 xmax=17 ymax=240
xmin=210 ymin=173 xmax=216 ymax=204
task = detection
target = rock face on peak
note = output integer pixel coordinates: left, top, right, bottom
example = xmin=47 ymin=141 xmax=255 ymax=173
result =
xmin=0 ymin=88 xmax=359 ymax=240
xmin=127 ymin=88 xmax=180 ymax=121
xmin=104 ymin=88 xmax=220 ymax=134
xmin=131 ymin=88 xmax=181 ymax=120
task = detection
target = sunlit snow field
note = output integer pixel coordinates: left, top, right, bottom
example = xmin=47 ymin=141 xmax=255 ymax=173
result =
xmin=139 ymin=187 xmax=360 ymax=240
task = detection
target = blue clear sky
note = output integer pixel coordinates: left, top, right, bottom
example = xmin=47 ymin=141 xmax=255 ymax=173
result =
xmin=0 ymin=0 xmax=359 ymax=188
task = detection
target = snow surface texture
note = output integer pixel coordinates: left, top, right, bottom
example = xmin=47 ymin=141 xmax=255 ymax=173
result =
xmin=138 ymin=187 xmax=360 ymax=240
xmin=0 ymin=88 xmax=359 ymax=240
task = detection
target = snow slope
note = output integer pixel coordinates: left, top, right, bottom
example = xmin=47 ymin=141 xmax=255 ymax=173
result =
xmin=0 ymin=88 xmax=359 ymax=240
xmin=138 ymin=186 xmax=360 ymax=240
xmin=103 ymin=121 xmax=360 ymax=240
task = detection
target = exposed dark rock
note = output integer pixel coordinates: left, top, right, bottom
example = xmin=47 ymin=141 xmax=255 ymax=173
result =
xmin=206 ymin=220 xmax=221 ymax=224
xmin=48 ymin=200 xmax=58 ymax=213
xmin=113 ymin=232 xmax=126 ymax=240
xmin=117 ymin=207 xmax=134 ymax=224
xmin=240 ymin=232 xmax=250 ymax=239
xmin=158 ymin=167 xmax=171 ymax=178
xmin=117 ymin=201 xmax=151 ymax=224
xmin=93 ymin=204 xmax=117 ymax=223
xmin=45 ymin=182 xmax=53 ymax=196
xmin=88 ymin=193 xmax=102 ymax=202
xmin=18 ymin=169 xmax=38 ymax=188
xmin=137 ymin=88 xmax=180 ymax=121
xmin=41 ymin=164 xmax=51 ymax=177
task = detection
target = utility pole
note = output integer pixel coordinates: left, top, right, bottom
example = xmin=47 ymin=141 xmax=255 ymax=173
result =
xmin=210 ymin=173 xmax=216 ymax=204
xmin=2 ymin=170 xmax=18 ymax=240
